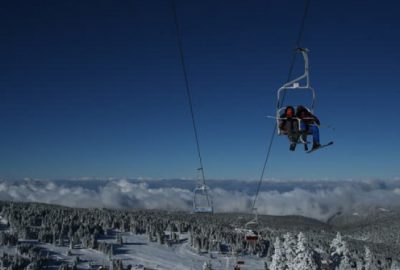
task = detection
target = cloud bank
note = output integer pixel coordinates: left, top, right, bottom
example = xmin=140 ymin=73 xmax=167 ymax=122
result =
xmin=1 ymin=178 xmax=400 ymax=221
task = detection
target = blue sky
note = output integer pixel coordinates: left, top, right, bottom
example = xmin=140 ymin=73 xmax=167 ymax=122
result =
xmin=0 ymin=0 xmax=399 ymax=180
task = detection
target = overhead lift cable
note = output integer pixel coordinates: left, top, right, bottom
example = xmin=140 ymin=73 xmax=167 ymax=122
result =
xmin=250 ymin=0 xmax=312 ymax=218
xmin=171 ymin=0 xmax=213 ymax=213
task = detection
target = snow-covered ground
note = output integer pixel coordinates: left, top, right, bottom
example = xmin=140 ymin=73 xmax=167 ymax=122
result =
xmin=105 ymin=233 xmax=264 ymax=270
xmin=1 ymin=232 xmax=266 ymax=270
xmin=0 ymin=215 xmax=8 ymax=225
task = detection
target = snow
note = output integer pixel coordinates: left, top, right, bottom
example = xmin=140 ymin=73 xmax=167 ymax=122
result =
xmin=102 ymin=233 xmax=265 ymax=270
xmin=0 ymin=232 xmax=267 ymax=270
xmin=0 ymin=215 xmax=8 ymax=225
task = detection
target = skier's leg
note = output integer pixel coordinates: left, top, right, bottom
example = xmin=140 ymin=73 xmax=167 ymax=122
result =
xmin=310 ymin=125 xmax=320 ymax=144
xmin=299 ymin=121 xmax=309 ymax=151
xmin=310 ymin=125 xmax=321 ymax=150
xmin=287 ymin=120 xmax=299 ymax=151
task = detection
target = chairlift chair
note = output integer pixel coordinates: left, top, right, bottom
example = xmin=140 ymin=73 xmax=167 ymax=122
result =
xmin=235 ymin=208 xmax=261 ymax=244
xmin=192 ymin=168 xmax=213 ymax=214
xmin=244 ymin=209 xmax=261 ymax=244
xmin=276 ymin=48 xmax=316 ymax=136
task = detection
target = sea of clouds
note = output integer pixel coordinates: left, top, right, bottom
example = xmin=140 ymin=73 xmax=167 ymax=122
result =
xmin=1 ymin=178 xmax=400 ymax=221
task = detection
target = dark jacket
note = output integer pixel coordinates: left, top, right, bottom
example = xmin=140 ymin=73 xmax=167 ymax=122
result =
xmin=296 ymin=105 xmax=320 ymax=126
xmin=279 ymin=106 xmax=296 ymax=130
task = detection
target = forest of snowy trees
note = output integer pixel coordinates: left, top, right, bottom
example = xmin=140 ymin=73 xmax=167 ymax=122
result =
xmin=0 ymin=201 xmax=399 ymax=269
xmin=268 ymin=231 xmax=399 ymax=270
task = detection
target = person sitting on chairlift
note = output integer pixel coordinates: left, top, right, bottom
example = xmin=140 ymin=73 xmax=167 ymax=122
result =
xmin=296 ymin=105 xmax=321 ymax=151
xmin=279 ymin=106 xmax=299 ymax=151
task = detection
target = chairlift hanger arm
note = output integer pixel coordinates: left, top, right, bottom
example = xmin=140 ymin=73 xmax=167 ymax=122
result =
xmin=282 ymin=48 xmax=310 ymax=89
xmin=276 ymin=49 xmax=315 ymax=117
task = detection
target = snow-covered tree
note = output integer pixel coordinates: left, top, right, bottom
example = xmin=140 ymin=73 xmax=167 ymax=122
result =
xmin=293 ymin=232 xmax=317 ymax=270
xmin=202 ymin=260 xmax=213 ymax=270
xmin=330 ymin=232 xmax=351 ymax=270
xmin=283 ymin=232 xmax=296 ymax=269
xmin=391 ymin=260 xmax=400 ymax=270
xmin=364 ymin=246 xmax=378 ymax=270
xmin=270 ymin=237 xmax=286 ymax=270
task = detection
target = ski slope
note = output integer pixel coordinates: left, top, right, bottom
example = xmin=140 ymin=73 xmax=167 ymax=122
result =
xmin=0 ymin=231 xmax=266 ymax=270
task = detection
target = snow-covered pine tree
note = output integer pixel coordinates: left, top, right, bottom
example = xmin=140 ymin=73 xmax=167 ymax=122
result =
xmin=270 ymin=236 xmax=286 ymax=270
xmin=364 ymin=246 xmax=378 ymax=270
xmin=293 ymin=232 xmax=317 ymax=270
xmin=202 ymin=260 xmax=213 ymax=270
xmin=391 ymin=260 xmax=400 ymax=270
xmin=330 ymin=232 xmax=352 ymax=270
xmin=283 ymin=232 xmax=296 ymax=269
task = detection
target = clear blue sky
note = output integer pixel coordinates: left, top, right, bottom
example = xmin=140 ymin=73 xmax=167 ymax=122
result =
xmin=0 ymin=0 xmax=399 ymax=180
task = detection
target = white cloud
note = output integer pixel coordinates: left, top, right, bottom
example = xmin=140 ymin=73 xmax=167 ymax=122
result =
xmin=1 ymin=179 xmax=400 ymax=221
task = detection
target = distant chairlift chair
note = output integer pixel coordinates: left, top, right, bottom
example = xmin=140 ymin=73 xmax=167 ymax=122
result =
xmin=235 ymin=208 xmax=261 ymax=246
xmin=192 ymin=168 xmax=213 ymax=214
xmin=244 ymin=208 xmax=261 ymax=244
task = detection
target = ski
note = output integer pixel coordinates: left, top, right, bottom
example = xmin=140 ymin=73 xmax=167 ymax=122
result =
xmin=306 ymin=141 xmax=334 ymax=154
